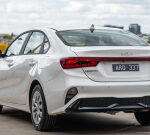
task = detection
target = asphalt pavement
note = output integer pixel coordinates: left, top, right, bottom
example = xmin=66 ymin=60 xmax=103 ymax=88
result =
xmin=0 ymin=107 xmax=150 ymax=135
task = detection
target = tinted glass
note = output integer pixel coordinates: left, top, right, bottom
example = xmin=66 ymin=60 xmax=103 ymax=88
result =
xmin=24 ymin=32 xmax=44 ymax=54
xmin=58 ymin=29 xmax=148 ymax=46
xmin=6 ymin=33 xmax=28 ymax=56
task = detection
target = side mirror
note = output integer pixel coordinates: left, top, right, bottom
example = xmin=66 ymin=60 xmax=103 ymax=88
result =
xmin=0 ymin=54 xmax=6 ymax=58
xmin=0 ymin=50 xmax=6 ymax=58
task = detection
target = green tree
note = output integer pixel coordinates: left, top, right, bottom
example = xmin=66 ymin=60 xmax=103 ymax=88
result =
xmin=3 ymin=35 xmax=13 ymax=40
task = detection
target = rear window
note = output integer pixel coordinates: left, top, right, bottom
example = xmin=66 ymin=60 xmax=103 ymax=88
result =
xmin=57 ymin=29 xmax=148 ymax=46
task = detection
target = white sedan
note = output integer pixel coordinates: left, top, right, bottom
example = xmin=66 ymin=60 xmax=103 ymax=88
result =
xmin=0 ymin=26 xmax=150 ymax=131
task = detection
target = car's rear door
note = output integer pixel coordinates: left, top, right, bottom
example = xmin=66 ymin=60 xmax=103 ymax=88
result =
xmin=14 ymin=31 xmax=50 ymax=105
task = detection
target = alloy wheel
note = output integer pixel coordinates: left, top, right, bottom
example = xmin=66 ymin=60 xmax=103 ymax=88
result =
xmin=32 ymin=91 xmax=43 ymax=125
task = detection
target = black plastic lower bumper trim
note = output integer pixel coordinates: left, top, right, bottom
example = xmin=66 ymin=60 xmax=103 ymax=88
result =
xmin=66 ymin=97 xmax=150 ymax=112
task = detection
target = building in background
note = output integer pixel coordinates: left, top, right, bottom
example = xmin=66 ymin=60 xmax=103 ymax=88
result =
xmin=129 ymin=24 xmax=141 ymax=34
xmin=104 ymin=25 xmax=124 ymax=29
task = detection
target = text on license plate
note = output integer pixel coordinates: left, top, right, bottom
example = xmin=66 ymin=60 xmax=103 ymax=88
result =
xmin=112 ymin=64 xmax=139 ymax=72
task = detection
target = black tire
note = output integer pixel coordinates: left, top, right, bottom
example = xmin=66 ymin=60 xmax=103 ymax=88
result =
xmin=30 ymin=84 xmax=57 ymax=131
xmin=0 ymin=105 xmax=3 ymax=113
xmin=134 ymin=112 xmax=150 ymax=126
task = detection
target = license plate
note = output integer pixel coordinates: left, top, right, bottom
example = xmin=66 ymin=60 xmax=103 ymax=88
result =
xmin=112 ymin=64 xmax=139 ymax=72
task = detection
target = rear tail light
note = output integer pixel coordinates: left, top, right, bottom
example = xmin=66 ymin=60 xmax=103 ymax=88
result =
xmin=60 ymin=57 xmax=150 ymax=69
xmin=60 ymin=57 xmax=99 ymax=69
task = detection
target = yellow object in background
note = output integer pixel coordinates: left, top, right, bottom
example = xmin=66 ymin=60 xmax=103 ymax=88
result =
xmin=0 ymin=44 xmax=8 ymax=53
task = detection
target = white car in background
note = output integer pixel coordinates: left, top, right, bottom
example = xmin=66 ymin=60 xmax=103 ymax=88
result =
xmin=0 ymin=26 xmax=150 ymax=131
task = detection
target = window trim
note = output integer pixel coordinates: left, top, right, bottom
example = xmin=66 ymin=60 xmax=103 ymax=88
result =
xmin=4 ymin=30 xmax=51 ymax=57
xmin=40 ymin=36 xmax=51 ymax=54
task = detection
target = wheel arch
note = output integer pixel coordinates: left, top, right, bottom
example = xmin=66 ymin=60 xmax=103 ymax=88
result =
xmin=29 ymin=80 xmax=40 ymax=105
xmin=29 ymin=80 xmax=47 ymax=110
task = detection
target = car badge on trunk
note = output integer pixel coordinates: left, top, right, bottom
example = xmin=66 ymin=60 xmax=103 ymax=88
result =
xmin=121 ymin=52 xmax=133 ymax=56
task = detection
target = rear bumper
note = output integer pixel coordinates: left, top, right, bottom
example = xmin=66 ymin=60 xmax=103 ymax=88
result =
xmin=66 ymin=97 xmax=150 ymax=112
xmin=44 ymin=75 xmax=150 ymax=115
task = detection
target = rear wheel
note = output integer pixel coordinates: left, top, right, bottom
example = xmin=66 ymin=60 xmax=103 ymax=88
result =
xmin=30 ymin=84 xmax=57 ymax=131
xmin=134 ymin=112 xmax=150 ymax=126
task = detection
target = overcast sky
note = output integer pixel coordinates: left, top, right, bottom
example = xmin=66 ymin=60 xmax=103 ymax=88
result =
xmin=0 ymin=0 xmax=150 ymax=34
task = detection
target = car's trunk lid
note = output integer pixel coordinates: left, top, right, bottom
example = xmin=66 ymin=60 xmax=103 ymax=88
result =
xmin=71 ymin=46 xmax=150 ymax=82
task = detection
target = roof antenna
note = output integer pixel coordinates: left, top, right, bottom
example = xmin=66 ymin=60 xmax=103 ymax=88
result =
xmin=90 ymin=24 xmax=95 ymax=33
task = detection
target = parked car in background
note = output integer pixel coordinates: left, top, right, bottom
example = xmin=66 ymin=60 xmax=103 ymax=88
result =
xmin=0 ymin=26 xmax=150 ymax=131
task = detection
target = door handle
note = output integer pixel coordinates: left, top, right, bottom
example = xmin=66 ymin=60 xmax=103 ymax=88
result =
xmin=6 ymin=59 xmax=14 ymax=67
xmin=8 ymin=63 xmax=14 ymax=67
xmin=29 ymin=61 xmax=36 ymax=66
